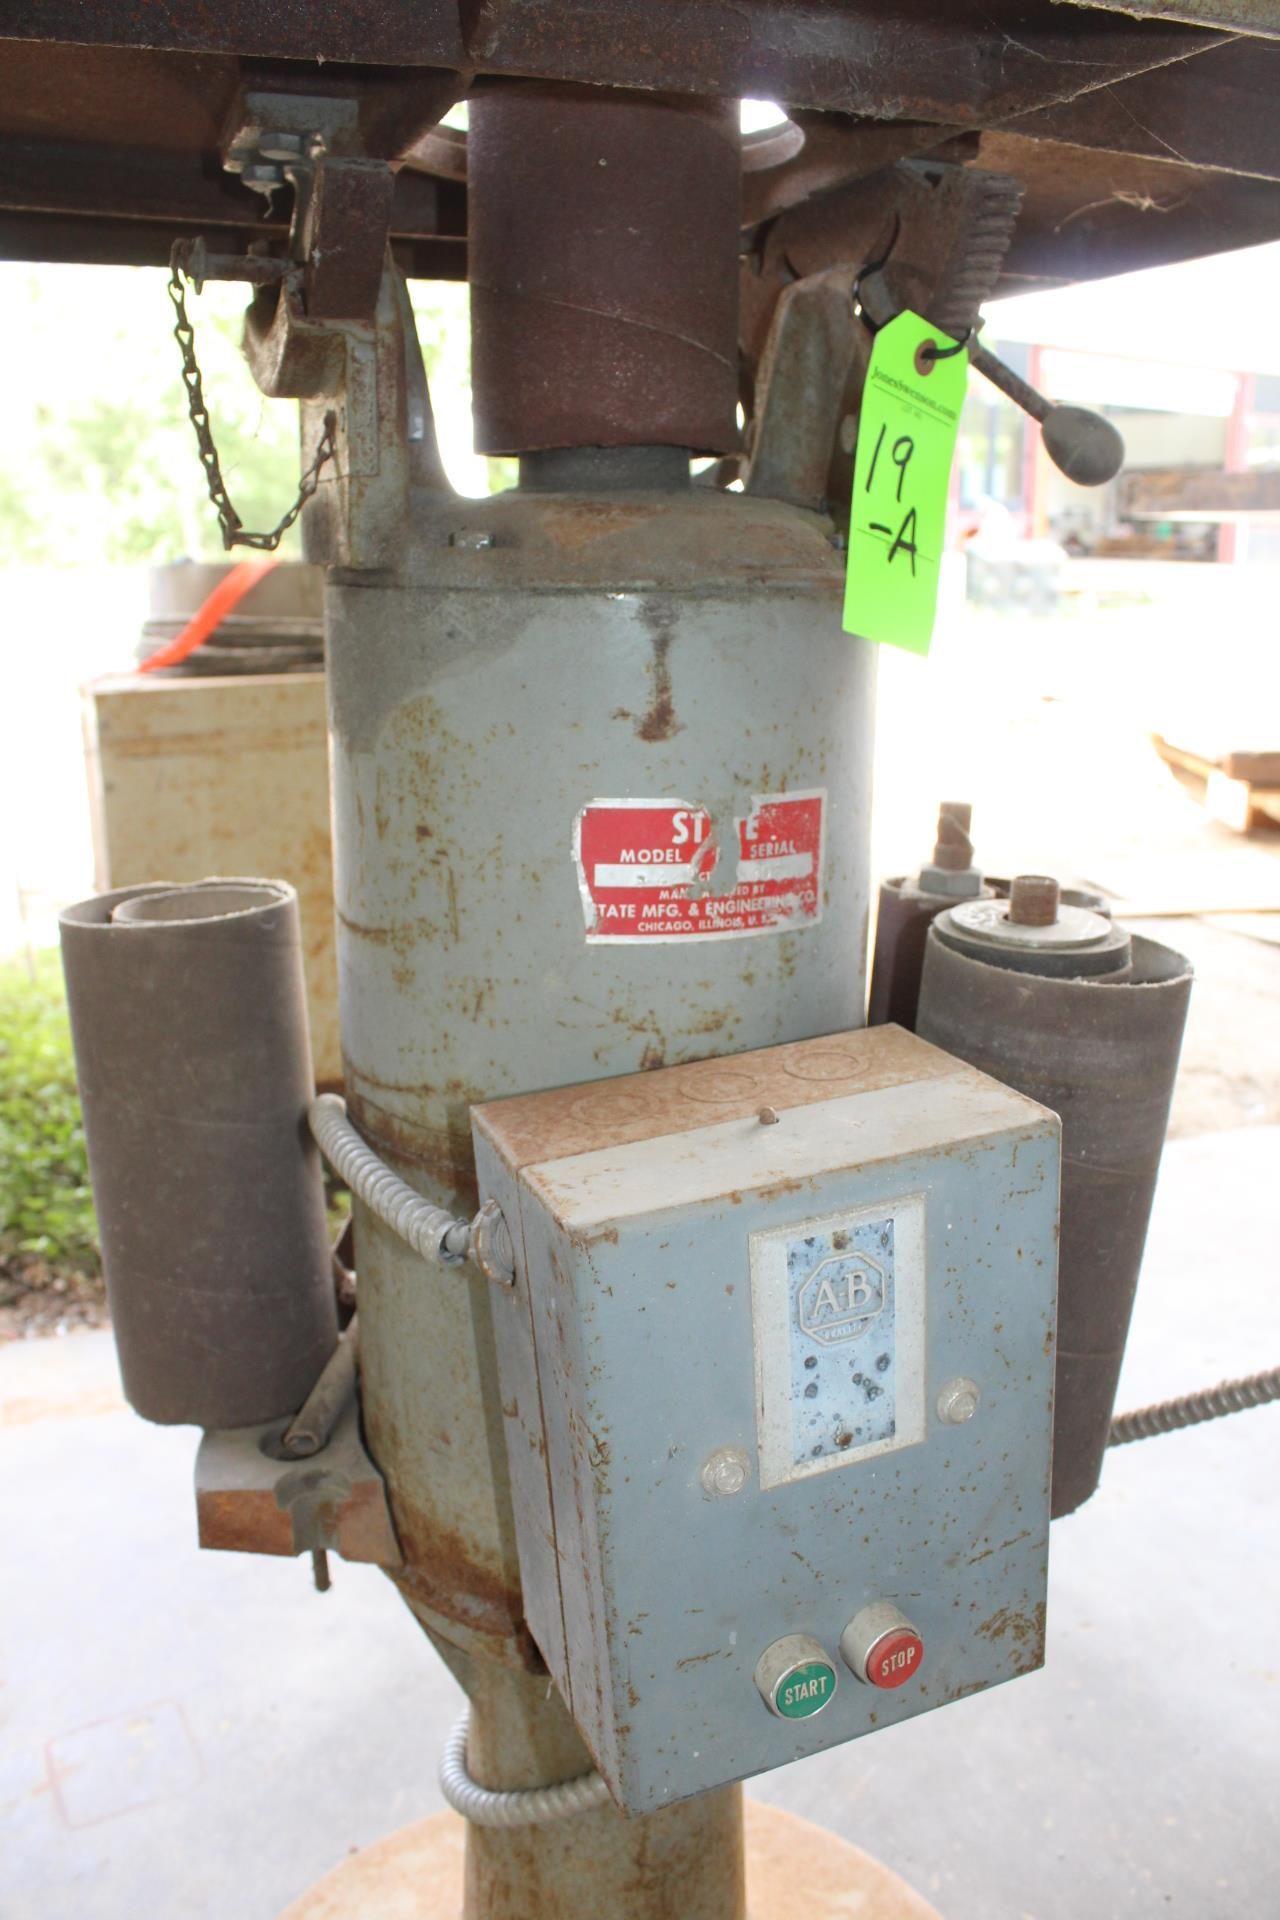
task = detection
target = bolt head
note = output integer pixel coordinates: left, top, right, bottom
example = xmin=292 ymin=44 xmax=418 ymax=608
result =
xmin=450 ymin=528 xmax=496 ymax=552
xmin=701 ymin=1447 xmax=750 ymax=1496
xmin=240 ymin=161 xmax=286 ymax=194
xmin=258 ymin=130 xmax=304 ymax=162
xmin=936 ymin=1377 xmax=980 ymax=1425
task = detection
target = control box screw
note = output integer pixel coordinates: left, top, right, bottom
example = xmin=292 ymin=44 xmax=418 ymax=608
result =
xmin=937 ymin=1377 xmax=981 ymax=1424
xmin=701 ymin=1447 xmax=750 ymax=1496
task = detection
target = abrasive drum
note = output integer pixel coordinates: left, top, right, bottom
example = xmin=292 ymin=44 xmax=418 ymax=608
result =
xmin=917 ymin=928 xmax=1192 ymax=1516
xmin=59 ymin=879 xmax=337 ymax=1427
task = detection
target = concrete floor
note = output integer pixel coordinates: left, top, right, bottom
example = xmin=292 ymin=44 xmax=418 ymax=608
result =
xmin=2 ymin=1123 xmax=1277 ymax=1920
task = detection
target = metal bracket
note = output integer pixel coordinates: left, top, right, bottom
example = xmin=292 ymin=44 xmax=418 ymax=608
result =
xmin=740 ymin=158 xmax=1024 ymax=515
xmin=195 ymin=1400 xmax=403 ymax=1568
xmin=215 ymin=86 xmax=451 ymax=569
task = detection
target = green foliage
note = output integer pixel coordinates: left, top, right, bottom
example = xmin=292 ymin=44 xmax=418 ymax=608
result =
xmin=0 ymin=951 xmax=98 ymax=1274
xmin=0 ymin=265 xmax=304 ymax=567
xmin=0 ymin=265 xmax=518 ymax=570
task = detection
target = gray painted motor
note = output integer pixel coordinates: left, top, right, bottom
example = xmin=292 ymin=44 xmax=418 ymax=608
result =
xmin=327 ymin=485 xmax=875 ymax=1212
xmin=324 ymin=483 xmax=876 ymax=1655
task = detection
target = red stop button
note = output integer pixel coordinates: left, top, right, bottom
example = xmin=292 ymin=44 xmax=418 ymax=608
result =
xmin=866 ymin=1627 xmax=924 ymax=1689
xmin=840 ymin=1604 xmax=925 ymax=1688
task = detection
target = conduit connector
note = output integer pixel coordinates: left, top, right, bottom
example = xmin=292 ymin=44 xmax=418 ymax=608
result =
xmin=308 ymin=1095 xmax=515 ymax=1285
xmin=471 ymin=1198 xmax=517 ymax=1288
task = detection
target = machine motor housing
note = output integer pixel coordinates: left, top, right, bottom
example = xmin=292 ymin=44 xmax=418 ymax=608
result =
xmin=475 ymin=1024 xmax=1060 ymax=1813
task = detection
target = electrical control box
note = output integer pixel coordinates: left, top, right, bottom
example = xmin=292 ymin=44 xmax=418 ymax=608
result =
xmin=474 ymin=1026 xmax=1059 ymax=1814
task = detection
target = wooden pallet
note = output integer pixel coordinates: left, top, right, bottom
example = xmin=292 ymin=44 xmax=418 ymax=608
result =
xmin=1153 ymin=734 xmax=1280 ymax=833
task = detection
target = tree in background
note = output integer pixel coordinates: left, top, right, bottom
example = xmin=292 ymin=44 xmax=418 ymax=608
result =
xmin=0 ymin=267 xmax=501 ymax=566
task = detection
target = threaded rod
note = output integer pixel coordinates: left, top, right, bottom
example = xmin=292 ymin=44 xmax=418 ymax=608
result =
xmin=1108 ymin=1367 xmax=1280 ymax=1447
xmin=932 ymin=801 xmax=974 ymax=872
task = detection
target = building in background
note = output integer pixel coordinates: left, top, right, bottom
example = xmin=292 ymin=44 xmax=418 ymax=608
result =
xmin=961 ymin=240 xmax=1280 ymax=566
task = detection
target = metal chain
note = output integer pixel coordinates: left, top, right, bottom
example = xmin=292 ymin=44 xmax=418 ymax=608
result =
xmin=1108 ymin=1367 xmax=1280 ymax=1448
xmin=167 ymin=243 xmax=337 ymax=551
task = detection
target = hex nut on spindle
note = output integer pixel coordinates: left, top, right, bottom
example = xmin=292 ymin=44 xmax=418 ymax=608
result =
xmin=936 ymin=1377 xmax=981 ymax=1425
xmin=701 ymin=1447 xmax=751 ymax=1496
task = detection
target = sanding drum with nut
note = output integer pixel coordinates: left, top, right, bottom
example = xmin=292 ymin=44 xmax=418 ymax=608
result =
xmin=59 ymin=880 xmax=337 ymax=1428
xmin=915 ymin=877 xmax=1192 ymax=1518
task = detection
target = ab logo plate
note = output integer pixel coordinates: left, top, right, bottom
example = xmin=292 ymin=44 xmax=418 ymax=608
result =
xmin=750 ymin=1196 xmax=927 ymax=1490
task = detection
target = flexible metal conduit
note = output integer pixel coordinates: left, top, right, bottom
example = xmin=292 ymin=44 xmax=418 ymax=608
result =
xmin=1109 ymin=1368 xmax=1280 ymax=1447
xmin=308 ymin=1094 xmax=472 ymax=1264
xmin=439 ymin=1709 xmax=611 ymax=1828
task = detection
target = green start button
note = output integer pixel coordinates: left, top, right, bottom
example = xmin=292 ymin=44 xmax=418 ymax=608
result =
xmin=777 ymin=1661 xmax=837 ymax=1718
xmin=754 ymin=1635 xmax=839 ymax=1721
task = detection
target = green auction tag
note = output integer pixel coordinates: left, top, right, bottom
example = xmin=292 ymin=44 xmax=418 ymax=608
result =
xmin=842 ymin=308 xmax=968 ymax=656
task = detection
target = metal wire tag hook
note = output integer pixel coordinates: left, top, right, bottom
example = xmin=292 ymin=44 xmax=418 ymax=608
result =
xmin=851 ymin=214 xmax=902 ymax=332
xmin=918 ymin=328 xmax=974 ymax=362
xmin=853 ymin=219 xmax=973 ymax=369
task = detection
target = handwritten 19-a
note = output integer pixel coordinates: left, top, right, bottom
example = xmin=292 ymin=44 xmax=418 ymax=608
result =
xmin=862 ymin=424 xmax=919 ymax=575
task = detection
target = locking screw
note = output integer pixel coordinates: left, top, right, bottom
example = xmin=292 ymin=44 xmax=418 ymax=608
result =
xmin=932 ymin=801 xmax=974 ymax=873
xmin=1008 ymin=874 xmax=1060 ymax=927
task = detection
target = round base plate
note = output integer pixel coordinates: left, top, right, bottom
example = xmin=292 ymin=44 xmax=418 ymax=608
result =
xmin=278 ymin=1799 xmax=942 ymax=1920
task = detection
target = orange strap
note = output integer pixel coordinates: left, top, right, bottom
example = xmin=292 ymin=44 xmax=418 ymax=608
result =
xmin=138 ymin=554 xmax=279 ymax=673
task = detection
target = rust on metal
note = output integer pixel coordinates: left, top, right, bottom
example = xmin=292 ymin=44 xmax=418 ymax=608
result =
xmin=0 ymin=3 xmax=1226 ymax=118
xmin=195 ymin=1403 xmax=403 ymax=1567
xmin=302 ymin=156 xmax=397 ymax=322
xmin=1011 ymin=36 xmax=1280 ymax=185
xmin=391 ymin=1537 xmax=537 ymax=1663
xmin=4 ymin=9 xmax=1280 ymax=290
xmin=474 ymin=1025 xmax=970 ymax=1173
xmin=346 ymin=1083 xmax=483 ymax=1212
xmin=468 ymin=82 xmax=740 ymax=455
xmin=990 ymin=125 xmax=1280 ymax=286
xmin=739 ymin=263 xmax=865 ymax=511
xmin=1008 ymin=874 xmax=1061 ymax=926
xmin=974 ymin=1600 xmax=1047 ymax=1676
xmin=741 ymin=115 xmax=970 ymax=228
xmin=932 ymin=801 xmax=974 ymax=872
xmin=634 ymin=603 xmax=683 ymax=744
xmin=741 ymin=159 xmax=1022 ymax=511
